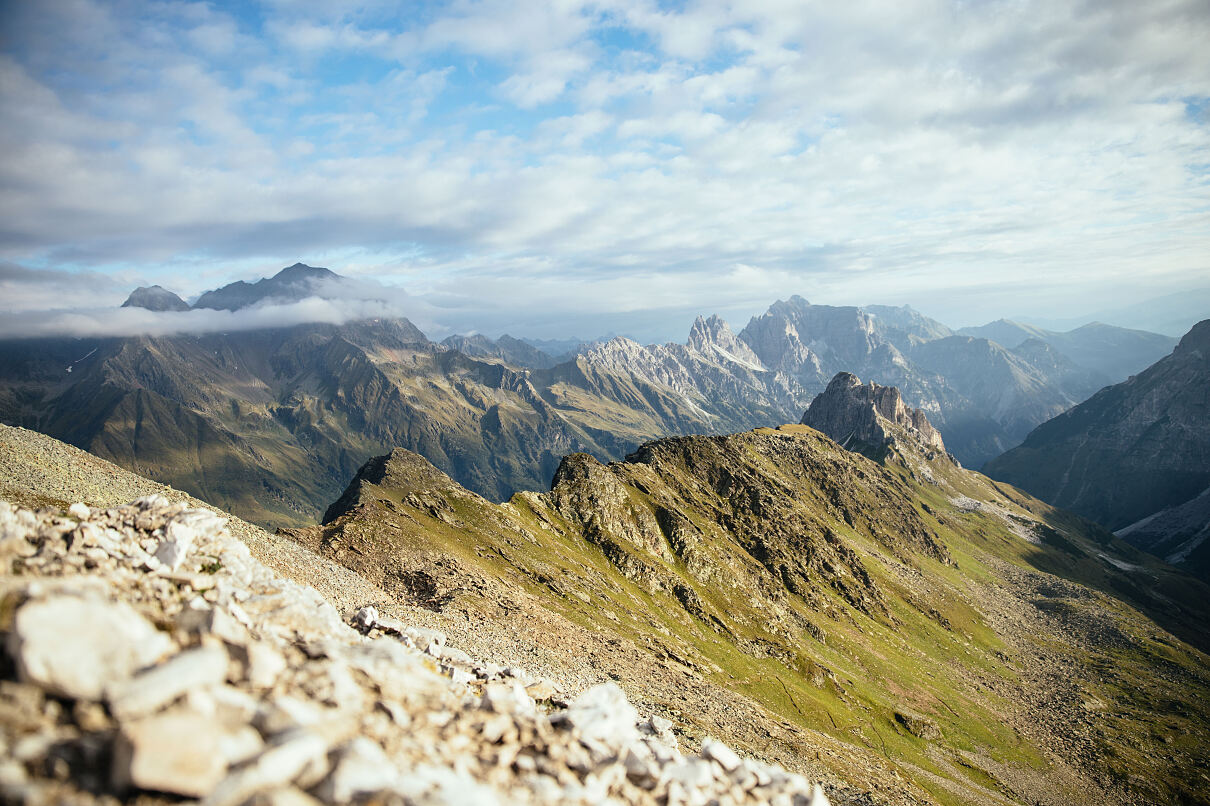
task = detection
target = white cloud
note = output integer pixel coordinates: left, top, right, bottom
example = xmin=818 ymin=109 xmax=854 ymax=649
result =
xmin=0 ymin=0 xmax=1207 ymax=338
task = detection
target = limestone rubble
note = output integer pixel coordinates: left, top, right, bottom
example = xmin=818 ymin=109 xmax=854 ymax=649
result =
xmin=0 ymin=496 xmax=832 ymax=806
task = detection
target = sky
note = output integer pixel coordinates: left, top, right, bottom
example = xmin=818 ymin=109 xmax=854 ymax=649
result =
xmin=1 ymin=0 xmax=1208 ymax=342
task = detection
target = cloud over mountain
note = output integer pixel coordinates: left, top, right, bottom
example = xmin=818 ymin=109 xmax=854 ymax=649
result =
xmin=1 ymin=0 xmax=1208 ymax=329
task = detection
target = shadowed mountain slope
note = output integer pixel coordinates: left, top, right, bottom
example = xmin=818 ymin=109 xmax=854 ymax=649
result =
xmin=984 ymin=319 xmax=1210 ymax=579
xmin=958 ymin=319 xmax=1176 ymax=383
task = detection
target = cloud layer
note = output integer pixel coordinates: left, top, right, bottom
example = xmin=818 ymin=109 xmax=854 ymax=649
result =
xmin=1 ymin=0 xmax=1208 ymax=336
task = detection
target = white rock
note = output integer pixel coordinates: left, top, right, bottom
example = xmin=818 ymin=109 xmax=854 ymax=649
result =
xmin=313 ymin=737 xmax=398 ymax=802
xmin=481 ymin=681 xmax=536 ymax=717
xmin=155 ymin=521 xmax=197 ymax=571
xmin=68 ymin=502 xmax=91 ymax=520
xmin=404 ymin=625 xmax=446 ymax=652
xmin=219 ymin=725 xmax=265 ymax=766
xmin=563 ymin=682 xmax=640 ymax=746
xmin=811 ymin=782 xmax=832 ymax=806
xmin=246 ymin=642 xmax=288 ymax=690
xmin=351 ymin=606 xmax=377 ymax=630
xmin=701 ymin=737 xmax=741 ymax=772
xmin=202 ymin=731 xmax=328 ymax=806
xmin=8 ymin=595 xmax=173 ymax=700
xmin=664 ymin=757 xmax=716 ymax=790
xmin=112 ymin=708 xmax=228 ymax=797
xmin=108 ymin=645 xmax=229 ymax=720
xmin=177 ymin=602 xmax=248 ymax=645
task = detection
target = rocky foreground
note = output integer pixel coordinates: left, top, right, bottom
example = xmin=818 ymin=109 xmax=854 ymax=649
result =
xmin=0 ymin=495 xmax=832 ymax=806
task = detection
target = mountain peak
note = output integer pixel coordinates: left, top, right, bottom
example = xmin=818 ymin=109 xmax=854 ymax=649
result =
xmin=1176 ymin=318 xmax=1210 ymax=353
xmin=120 ymin=285 xmax=190 ymax=312
xmin=800 ymin=372 xmax=946 ymax=460
xmin=193 ymin=263 xmax=345 ymax=311
xmin=274 ymin=263 xmax=338 ymax=282
xmin=687 ymin=314 xmax=764 ymax=368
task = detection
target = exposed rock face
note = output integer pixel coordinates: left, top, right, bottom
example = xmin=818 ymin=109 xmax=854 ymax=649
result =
xmin=0 ymin=495 xmax=833 ymax=806
xmin=687 ymin=315 xmax=765 ymax=369
xmin=801 ymin=372 xmax=946 ymax=460
xmin=985 ymin=319 xmax=1210 ymax=579
xmin=0 ymin=287 xmax=1179 ymax=529
xmin=120 ymin=285 xmax=191 ymax=312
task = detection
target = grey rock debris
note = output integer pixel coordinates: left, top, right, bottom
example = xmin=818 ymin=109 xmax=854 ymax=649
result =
xmin=0 ymin=496 xmax=834 ymax=805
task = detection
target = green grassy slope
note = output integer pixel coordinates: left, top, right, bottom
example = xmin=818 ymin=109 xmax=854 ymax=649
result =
xmin=291 ymin=424 xmax=1210 ymax=806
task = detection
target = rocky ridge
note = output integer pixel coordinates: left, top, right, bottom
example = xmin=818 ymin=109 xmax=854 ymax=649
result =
xmin=800 ymin=373 xmax=947 ymax=461
xmin=0 ymin=493 xmax=834 ymax=806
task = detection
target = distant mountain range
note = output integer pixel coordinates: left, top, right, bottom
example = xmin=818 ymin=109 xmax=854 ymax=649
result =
xmin=0 ymin=264 xmax=1178 ymax=530
xmin=985 ymin=319 xmax=1210 ymax=579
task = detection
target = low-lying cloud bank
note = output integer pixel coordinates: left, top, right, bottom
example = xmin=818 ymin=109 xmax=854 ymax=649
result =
xmin=0 ymin=296 xmax=408 ymax=340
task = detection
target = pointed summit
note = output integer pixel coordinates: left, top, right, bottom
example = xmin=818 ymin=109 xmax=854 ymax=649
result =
xmin=193 ymin=263 xmax=345 ymax=311
xmin=801 ymin=372 xmax=946 ymax=461
xmin=120 ymin=285 xmax=190 ymax=312
xmin=687 ymin=315 xmax=764 ymax=369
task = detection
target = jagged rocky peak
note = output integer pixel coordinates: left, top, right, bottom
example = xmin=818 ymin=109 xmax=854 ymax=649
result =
xmin=801 ymin=372 xmax=946 ymax=459
xmin=687 ymin=314 xmax=764 ymax=367
xmin=120 ymin=285 xmax=190 ymax=312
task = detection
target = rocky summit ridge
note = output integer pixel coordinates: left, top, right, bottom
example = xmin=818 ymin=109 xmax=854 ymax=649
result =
xmin=800 ymin=372 xmax=947 ymax=461
xmin=0 ymin=491 xmax=832 ymax=806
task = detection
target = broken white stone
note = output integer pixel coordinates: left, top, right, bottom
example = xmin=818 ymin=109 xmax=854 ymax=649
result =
xmin=701 ymin=737 xmax=741 ymax=772
xmin=113 ymin=708 xmax=228 ymax=798
xmin=155 ymin=521 xmax=197 ymax=571
xmin=68 ymin=502 xmax=91 ymax=520
xmin=202 ymin=730 xmax=328 ymax=806
xmin=811 ymin=782 xmax=832 ymax=806
xmin=219 ymin=725 xmax=265 ymax=766
xmin=8 ymin=594 xmax=173 ymax=700
xmin=246 ymin=641 xmax=288 ymax=690
xmin=351 ymin=606 xmax=377 ymax=630
xmin=481 ymin=681 xmax=536 ymax=717
xmin=177 ymin=602 xmax=248 ymax=645
xmin=404 ymin=626 xmax=446 ymax=653
xmin=108 ymin=645 xmax=229 ymax=720
xmin=563 ymin=682 xmax=639 ymax=746
xmin=313 ymin=737 xmax=398 ymax=802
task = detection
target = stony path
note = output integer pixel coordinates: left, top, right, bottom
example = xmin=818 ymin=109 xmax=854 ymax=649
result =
xmin=0 ymin=494 xmax=834 ymax=805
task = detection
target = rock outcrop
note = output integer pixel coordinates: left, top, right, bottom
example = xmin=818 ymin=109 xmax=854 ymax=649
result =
xmin=0 ymin=495 xmax=833 ymax=806
xmin=801 ymin=372 xmax=946 ymax=460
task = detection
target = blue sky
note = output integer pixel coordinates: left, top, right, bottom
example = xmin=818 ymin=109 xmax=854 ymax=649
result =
xmin=1 ymin=0 xmax=1208 ymax=340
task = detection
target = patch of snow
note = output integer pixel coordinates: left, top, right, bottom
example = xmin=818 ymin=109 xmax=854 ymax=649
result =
xmin=708 ymin=344 xmax=766 ymax=372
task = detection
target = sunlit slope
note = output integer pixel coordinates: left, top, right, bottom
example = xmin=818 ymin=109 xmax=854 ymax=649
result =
xmin=290 ymin=424 xmax=1210 ymax=806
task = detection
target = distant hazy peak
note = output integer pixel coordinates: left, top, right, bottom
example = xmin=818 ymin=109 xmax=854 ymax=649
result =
xmin=120 ymin=285 xmax=190 ymax=312
xmin=801 ymin=371 xmax=946 ymax=460
xmin=193 ymin=263 xmax=344 ymax=311
xmin=274 ymin=263 xmax=340 ymax=282
xmin=1177 ymin=318 xmax=1210 ymax=352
